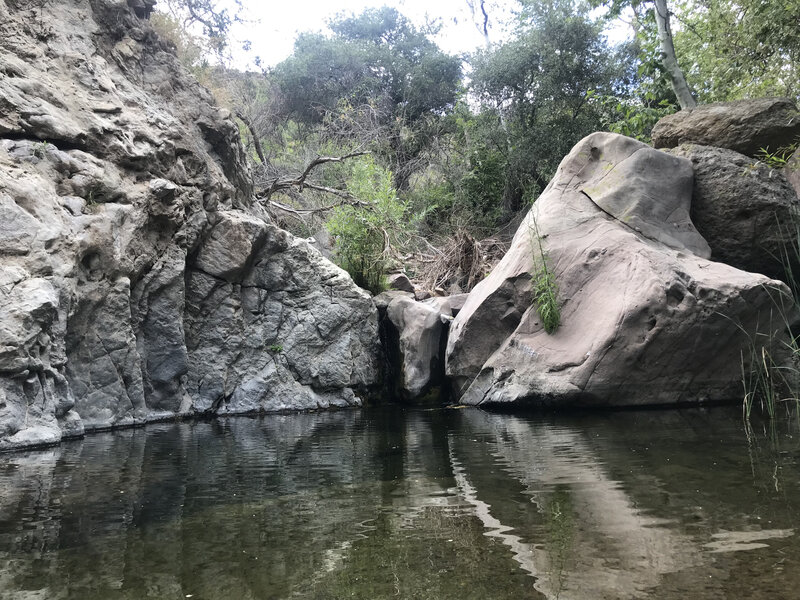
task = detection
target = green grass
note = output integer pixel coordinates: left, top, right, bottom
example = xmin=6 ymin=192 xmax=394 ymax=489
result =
xmin=529 ymin=214 xmax=560 ymax=334
xmin=755 ymin=140 xmax=798 ymax=169
xmin=739 ymin=209 xmax=800 ymax=423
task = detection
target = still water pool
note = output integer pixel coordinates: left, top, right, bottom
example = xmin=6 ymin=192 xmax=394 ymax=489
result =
xmin=1 ymin=406 xmax=799 ymax=599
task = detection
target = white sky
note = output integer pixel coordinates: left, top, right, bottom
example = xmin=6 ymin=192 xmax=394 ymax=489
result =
xmin=224 ymin=0 xmax=512 ymax=69
xmin=217 ymin=0 xmax=631 ymax=70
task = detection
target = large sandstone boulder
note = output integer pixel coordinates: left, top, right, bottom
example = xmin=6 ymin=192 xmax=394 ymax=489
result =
xmin=651 ymin=98 xmax=800 ymax=158
xmin=446 ymin=132 xmax=793 ymax=407
xmin=669 ymin=144 xmax=800 ymax=281
xmin=0 ymin=0 xmax=379 ymax=450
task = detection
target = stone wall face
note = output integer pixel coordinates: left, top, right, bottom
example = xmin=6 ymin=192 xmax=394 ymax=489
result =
xmin=0 ymin=0 xmax=380 ymax=450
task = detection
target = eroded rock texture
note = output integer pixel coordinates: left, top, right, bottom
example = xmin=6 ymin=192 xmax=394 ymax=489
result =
xmin=0 ymin=0 xmax=379 ymax=450
xmin=669 ymin=144 xmax=800 ymax=281
xmin=446 ymin=132 xmax=794 ymax=407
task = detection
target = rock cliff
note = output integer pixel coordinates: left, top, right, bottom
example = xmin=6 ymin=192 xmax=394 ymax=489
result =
xmin=0 ymin=0 xmax=380 ymax=450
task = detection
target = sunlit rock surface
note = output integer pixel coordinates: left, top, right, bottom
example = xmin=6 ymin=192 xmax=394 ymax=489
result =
xmin=446 ymin=132 xmax=793 ymax=407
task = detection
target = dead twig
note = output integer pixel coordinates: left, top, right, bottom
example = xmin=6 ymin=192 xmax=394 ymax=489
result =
xmin=417 ymin=230 xmax=508 ymax=293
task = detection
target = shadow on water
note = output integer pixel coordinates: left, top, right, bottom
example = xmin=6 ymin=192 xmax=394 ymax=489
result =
xmin=1 ymin=405 xmax=800 ymax=599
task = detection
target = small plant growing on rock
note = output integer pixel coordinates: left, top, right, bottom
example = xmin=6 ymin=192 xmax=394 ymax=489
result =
xmin=268 ymin=344 xmax=283 ymax=353
xmin=756 ymin=140 xmax=799 ymax=169
xmin=529 ymin=214 xmax=560 ymax=334
xmin=33 ymin=140 xmax=49 ymax=159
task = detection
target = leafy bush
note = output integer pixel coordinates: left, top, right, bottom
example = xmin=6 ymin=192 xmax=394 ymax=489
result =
xmin=326 ymin=156 xmax=406 ymax=293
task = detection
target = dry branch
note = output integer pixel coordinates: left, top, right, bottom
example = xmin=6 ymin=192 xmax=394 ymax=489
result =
xmin=254 ymin=151 xmax=369 ymax=200
xmin=235 ymin=110 xmax=266 ymax=165
xmin=417 ymin=230 xmax=508 ymax=293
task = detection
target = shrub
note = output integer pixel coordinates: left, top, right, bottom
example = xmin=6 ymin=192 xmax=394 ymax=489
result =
xmin=326 ymin=156 xmax=406 ymax=294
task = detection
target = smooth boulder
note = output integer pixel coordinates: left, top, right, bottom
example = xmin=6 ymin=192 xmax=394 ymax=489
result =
xmin=652 ymin=98 xmax=800 ymax=158
xmin=445 ymin=132 xmax=794 ymax=407
xmin=385 ymin=296 xmax=446 ymax=400
xmin=383 ymin=294 xmax=467 ymax=401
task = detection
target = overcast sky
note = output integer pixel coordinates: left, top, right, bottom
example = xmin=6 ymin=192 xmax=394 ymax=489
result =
xmin=222 ymin=0 xmax=515 ymax=69
xmin=212 ymin=0 xmax=631 ymax=71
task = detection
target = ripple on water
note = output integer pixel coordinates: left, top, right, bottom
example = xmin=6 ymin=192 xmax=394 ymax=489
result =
xmin=1 ymin=405 xmax=800 ymax=599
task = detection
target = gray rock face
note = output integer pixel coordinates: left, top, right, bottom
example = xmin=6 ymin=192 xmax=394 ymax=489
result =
xmin=0 ymin=0 xmax=379 ymax=450
xmin=386 ymin=296 xmax=446 ymax=400
xmin=787 ymin=147 xmax=800 ymax=200
xmin=652 ymin=98 xmax=800 ymax=158
xmin=668 ymin=144 xmax=800 ymax=281
xmin=446 ymin=132 xmax=793 ymax=407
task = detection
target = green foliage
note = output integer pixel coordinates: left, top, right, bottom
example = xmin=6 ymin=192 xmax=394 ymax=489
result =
xmin=673 ymin=0 xmax=800 ymax=103
xmin=469 ymin=0 xmax=627 ymax=214
xmin=326 ymin=157 xmax=407 ymax=294
xmin=272 ymin=7 xmax=462 ymax=189
xmin=529 ymin=216 xmax=561 ymax=334
xmin=591 ymin=0 xmax=800 ymax=110
xmin=756 ymin=141 xmax=800 ymax=170
xmin=461 ymin=146 xmax=506 ymax=223
xmin=268 ymin=344 xmax=283 ymax=354
xmin=598 ymin=95 xmax=677 ymax=142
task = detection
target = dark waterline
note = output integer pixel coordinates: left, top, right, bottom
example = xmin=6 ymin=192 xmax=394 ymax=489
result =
xmin=1 ymin=405 xmax=799 ymax=599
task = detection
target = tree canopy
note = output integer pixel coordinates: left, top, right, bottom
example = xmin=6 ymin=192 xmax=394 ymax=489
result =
xmin=153 ymin=0 xmax=800 ymax=272
xmin=469 ymin=0 xmax=628 ymax=212
xmin=271 ymin=8 xmax=462 ymax=189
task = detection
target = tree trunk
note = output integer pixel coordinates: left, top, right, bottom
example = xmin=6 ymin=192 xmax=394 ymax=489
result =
xmin=653 ymin=0 xmax=697 ymax=110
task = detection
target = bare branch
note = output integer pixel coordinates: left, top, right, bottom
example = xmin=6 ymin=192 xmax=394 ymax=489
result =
xmin=267 ymin=198 xmax=371 ymax=216
xmin=235 ymin=110 xmax=266 ymax=165
xmin=298 ymin=151 xmax=370 ymax=183
xmin=254 ymin=151 xmax=370 ymax=200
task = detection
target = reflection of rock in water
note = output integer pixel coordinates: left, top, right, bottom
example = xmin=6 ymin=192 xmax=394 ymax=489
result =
xmin=5 ymin=408 xmax=798 ymax=599
xmin=0 ymin=415 xmax=389 ymax=600
xmin=449 ymin=444 xmax=539 ymax=578
xmin=450 ymin=410 xmax=703 ymax=600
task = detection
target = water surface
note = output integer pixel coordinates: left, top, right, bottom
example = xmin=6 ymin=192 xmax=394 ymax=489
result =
xmin=1 ymin=406 xmax=799 ymax=599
